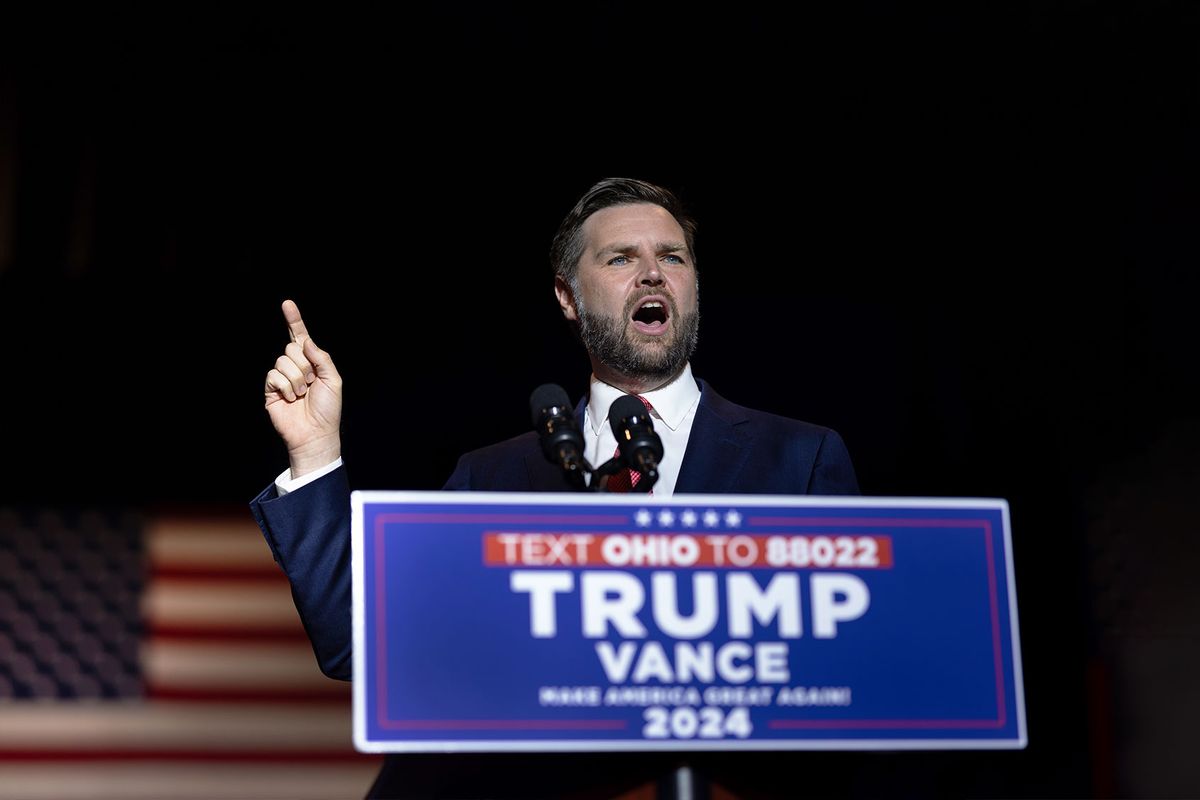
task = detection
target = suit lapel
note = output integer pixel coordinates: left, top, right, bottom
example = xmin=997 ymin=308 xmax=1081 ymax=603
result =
xmin=521 ymin=381 xmax=751 ymax=493
xmin=676 ymin=381 xmax=752 ymax=493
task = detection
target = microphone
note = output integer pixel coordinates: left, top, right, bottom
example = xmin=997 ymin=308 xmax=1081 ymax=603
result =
xmin=530 ymin=383 xmax=586 ymax=476
xmin=608 ymin=394 xmax=664 ymax=483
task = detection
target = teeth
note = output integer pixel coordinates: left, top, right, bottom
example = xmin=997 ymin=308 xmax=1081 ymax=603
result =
xmin=641 ymin=302 xmax=663 ymax=308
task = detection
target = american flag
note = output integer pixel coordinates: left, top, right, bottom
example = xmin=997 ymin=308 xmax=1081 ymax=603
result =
xmin=0 ymin=508 xmax=382 ymax=799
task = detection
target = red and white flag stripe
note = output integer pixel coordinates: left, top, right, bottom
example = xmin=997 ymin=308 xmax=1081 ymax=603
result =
xmin=0 ymin=511 xmax=381 ymax=799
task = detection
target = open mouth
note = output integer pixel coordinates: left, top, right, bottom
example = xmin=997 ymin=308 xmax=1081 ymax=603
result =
xmin=631 ymin=298 xmax=670 ymax=333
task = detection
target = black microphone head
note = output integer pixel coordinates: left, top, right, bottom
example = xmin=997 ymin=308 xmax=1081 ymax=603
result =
xmin=530 ymin=383 xmax=572 ymax=427
xmin=531 ymin=383 xmax=585 ymax=475
xmin=608 ymin=394 xmax=652 ymax=433
xmin=609 ymin=394 xmax=664 ymax=476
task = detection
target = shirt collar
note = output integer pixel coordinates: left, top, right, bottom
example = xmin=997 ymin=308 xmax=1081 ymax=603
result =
xmin=587 ymin=362 xmax=701 ymax=434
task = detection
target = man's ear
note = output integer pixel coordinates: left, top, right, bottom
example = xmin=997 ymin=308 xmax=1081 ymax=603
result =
xmin=554 ymin=276 xmax=579 ymax=322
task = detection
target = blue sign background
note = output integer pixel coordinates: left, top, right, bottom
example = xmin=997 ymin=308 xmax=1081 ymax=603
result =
xmin=352 ymin=493 xmax=1025 ymax=752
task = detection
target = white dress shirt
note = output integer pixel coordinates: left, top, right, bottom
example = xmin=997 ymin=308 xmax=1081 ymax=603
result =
xmin=583 ymin=362 xmax=702 ymax=496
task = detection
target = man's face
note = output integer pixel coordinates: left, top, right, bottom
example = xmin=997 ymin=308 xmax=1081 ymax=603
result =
xmin=555 ymin=203 xmax=699 ymax=387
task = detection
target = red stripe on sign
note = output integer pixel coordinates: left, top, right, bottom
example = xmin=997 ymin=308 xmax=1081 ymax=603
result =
xmin=379 ymin=719 xmax=628 ymax=730
xmin=768 ymin=718 xmax=1006 ymax=729
xmin=482 ymin=531 xmax=894 ymax=568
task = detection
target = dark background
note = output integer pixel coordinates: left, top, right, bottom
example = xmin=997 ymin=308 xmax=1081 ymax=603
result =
xmin=2 ymin=4 xmax=1197 ymax=798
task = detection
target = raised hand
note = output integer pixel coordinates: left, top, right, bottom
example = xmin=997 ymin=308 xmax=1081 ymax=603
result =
xmin=263 ymin=299 xmax=344 ymax=478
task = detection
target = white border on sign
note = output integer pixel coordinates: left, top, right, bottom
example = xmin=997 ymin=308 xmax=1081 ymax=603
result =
xmin=351 ymin=492 xmax=1025 ymax=753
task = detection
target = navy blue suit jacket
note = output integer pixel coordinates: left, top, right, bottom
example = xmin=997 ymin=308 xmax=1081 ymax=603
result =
xmin=444 ymin=379 xmax=859 ymax=496
xmin=249 ymin=379 xmax=858 ymax=797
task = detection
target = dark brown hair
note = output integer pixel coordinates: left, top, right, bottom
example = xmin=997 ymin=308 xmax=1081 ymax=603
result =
xmin=549 ymin=177 xmax=698 ymax=285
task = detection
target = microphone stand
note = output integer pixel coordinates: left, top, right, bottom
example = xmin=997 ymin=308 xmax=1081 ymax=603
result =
xmin=564 ymin=458 xmax=704 ymax=797
xmin=541 ymin=434 xmax=656 ymax=493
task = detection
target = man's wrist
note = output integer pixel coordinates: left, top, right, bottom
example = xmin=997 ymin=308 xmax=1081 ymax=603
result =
xmin=288 ymin=436 xmax=342 ymax=479
xmin=276 ymin=457 xmax=343 ymax=497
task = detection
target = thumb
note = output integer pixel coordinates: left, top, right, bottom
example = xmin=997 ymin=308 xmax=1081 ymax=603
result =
xmin=303 ymin=336 xmax=341 ymax=382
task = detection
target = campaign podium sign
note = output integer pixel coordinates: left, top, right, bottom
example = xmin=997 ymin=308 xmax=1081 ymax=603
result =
xmin=352 ymin=492 xmax=1025 ymax=752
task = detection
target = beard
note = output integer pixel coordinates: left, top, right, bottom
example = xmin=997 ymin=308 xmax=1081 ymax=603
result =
xmin=576 ymin=289 xmax=700 ymax=385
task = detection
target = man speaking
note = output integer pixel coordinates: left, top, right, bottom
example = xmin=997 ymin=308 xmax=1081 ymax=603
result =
xmin=251 ymin=177 xmax=860 ymax=798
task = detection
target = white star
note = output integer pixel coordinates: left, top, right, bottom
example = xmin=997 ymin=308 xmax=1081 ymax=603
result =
xmin=657 ymin=509 xmax=676 ymax=527
xmin=703 ymin=509 xmax=720 ymax=528
xmin=635 ymin=509 xmax=653 ymax=527
xmin=680 ymin=510 xmax=698 ymax=528
xmin=724 ymin=509 xmax=743 ymax=528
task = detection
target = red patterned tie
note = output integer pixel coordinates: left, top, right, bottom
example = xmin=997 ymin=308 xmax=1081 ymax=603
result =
xmin=606 ymin=395 xmax=653 ymax=493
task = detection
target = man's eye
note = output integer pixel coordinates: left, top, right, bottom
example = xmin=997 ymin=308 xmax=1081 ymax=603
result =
xmin=662 ymin=254 xmax=684 ymax=264
xmin=608 ymin=255 xmax=629 ymax=266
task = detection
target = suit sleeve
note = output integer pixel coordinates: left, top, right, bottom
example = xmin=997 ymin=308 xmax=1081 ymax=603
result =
xmin=442 ymin=453 xmax=472 ymax=490
xmin=808 ymin=429 xmax=861 ymax=495
xmin=249 ymin=466 xmax=353 ymax=681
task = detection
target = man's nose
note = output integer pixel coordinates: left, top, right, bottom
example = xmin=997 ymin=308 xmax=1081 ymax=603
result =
xmin=639 ymin=258 xmax=663 ymax=286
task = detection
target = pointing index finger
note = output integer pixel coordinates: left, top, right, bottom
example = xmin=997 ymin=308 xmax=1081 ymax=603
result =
xmin=281 ymin=299 xmax=310 ymax=344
